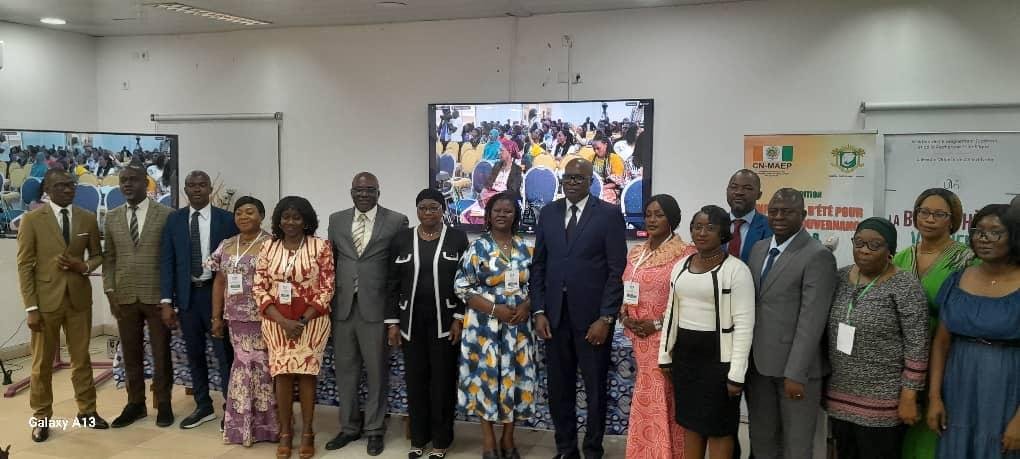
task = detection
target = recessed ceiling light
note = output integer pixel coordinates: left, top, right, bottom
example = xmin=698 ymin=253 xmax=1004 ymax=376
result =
xmin=376 ymin=1 xmax=408 ymax=7
xmin=40 ymin=17 xmax=67 ymax=25
xmin=149 ymin=3 xmax=271 ymax=26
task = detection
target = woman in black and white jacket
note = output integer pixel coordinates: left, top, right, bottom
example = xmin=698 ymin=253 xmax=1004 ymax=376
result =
xmin=658 ymin=205 xmax=755 ymax=459
xmin=385 ymin=188 xmax=469 ymax=459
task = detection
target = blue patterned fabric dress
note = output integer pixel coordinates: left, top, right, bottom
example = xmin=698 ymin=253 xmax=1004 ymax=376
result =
xmin=935 ymin=271 xmax=1020 ymax=459
xmin=454 ymin=234 xmax=538 ymax=423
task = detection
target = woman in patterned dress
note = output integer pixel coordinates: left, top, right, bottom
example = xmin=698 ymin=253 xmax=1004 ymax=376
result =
xmin=454 ymin=192 xmax=537 ymax=459
xmin=209 ymin=196 xmax=278 ymax=446
xmin=620 ymin=195 xmax=696 ymax=458
xmin=252 ymin=196 xmax=335 ymax=459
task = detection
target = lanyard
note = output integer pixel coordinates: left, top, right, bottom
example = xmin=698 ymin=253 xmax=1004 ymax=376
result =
xmin=283 ymin=238 xmax=306 ymax=281
xmin=630 ymin=234 xmax=673 ymax=277
xmin=232 ymin=234 xmax=265 ymax=269
xmin=845 ymin=263 xmax=889 ymax=322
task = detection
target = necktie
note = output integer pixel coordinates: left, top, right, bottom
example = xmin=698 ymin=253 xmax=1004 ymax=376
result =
xmin=728 ymin=218 xmax=746 ymax=257
xmin=129 ymin=205 xmax=140 ymax=245
xmin=353 ymin=213 xmax=368 ymax=257
xmin=761 ymin=247 xmax=781 ymax=281
xmin=190 ymin=212 xmax=203 ymax=278
xmin=565 ymin=204 xmax=579 ymax=241
xmin=60 ymin=209 xmax=70 ymax=245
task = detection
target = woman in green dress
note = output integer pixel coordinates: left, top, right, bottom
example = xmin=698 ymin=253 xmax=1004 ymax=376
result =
xmin=893 ymin=188 xmax=974 ymax=459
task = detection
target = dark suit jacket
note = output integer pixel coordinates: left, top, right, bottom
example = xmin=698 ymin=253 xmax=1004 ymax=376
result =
xmin=385 ymin=225 xmax=469 ymax=341
xmin=530 ymin=195 xmax=627 ymax=330
xmin=159 ymin=205 xmax=238 ymax=310
xmin=732 ymin=211 xmax=773 ymax=263
xmin=748 ymin=230 xmax=837 ymax=383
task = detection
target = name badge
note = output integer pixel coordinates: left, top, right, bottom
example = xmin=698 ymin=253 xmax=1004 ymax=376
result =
xmin=504 ymin=267 xmax=520 ymax=292
xmin=623 ymin=281 xmax=640 ymax=304
xmin=278 ymin=282 xmax=293 ymax=305
xmin=227 ymin=273 xmax=243 ymax=295
xmin=836 ymin=322 xmax=856 ymax=355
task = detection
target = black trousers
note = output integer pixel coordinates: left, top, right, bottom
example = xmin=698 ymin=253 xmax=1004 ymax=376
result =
xmin=830 ymin=418 xmax=906 ymax=459
xmin=546 ymin=300 xmax=611 ymax=459
xmin=179 ymin=283 xmax=234 ymax=409
xmin=403 ymin=304 xmax=459 ymax=449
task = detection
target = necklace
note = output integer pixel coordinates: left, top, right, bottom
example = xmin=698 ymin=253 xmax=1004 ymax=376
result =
xmin=419 ymin=227 xmax=440 ymax=239
xmin=699 ymin=250 xmax=724 ymax=262
xmin=918 ymin=238 xmax=951 ymax=255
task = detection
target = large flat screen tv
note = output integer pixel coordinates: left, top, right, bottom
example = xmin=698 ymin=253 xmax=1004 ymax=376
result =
xmin=428 ymin=99 xmax=653 ymax=236
xmin=0 ymin=129 xmax=179 ymax=236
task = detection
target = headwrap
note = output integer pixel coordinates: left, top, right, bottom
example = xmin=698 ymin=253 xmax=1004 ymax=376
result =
xmin=856 ymin=217 xmax=897 ymax=254
xmin=482 ymin=129 xmax=502 ymax=162
xmin=416 ymin=188 xmax=446 ymax=209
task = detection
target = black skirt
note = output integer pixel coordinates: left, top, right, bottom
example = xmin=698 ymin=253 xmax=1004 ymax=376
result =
xmin=671 ymin=328 xmax=740 ymax=437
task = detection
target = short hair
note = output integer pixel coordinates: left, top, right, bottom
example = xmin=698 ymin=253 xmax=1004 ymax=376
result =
xmin=234 ymin=195 xmax=266 ymax=216
xmin=772 ymin=188 xmax=805 ymax=209
xmin=484 ymin=191 xmax=521 ymax=234
xmin=731 ymin=169 xmax=761 ymax=188
xmin=270 ymin=196 xmax=318 ymax=240
xmin=351 ymin=171 xmax=379 ymax=187
xmin=970 ymin=203 xmax=1020 ymax=265
xmin=185 ymin=170 xmax=210 ymax=183
xmin=692 ymin=204 xmax=734 ymax=244
xmin=913 ymin=188 xmax=964 ymax=234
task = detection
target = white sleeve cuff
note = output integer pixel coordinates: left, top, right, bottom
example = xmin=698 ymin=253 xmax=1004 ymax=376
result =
xmin=160 ymin=299 xmax=172 ymax=304
xmin=452 ymin=313 xmax=464 ymax=320
xmin=25 ymin=306 xmax=39 ymax=313
xmin=383 ymin=319 xmax=400 ymax=324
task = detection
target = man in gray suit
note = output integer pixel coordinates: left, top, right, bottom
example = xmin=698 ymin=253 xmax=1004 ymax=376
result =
xmin=103 ymin=164 xmax=174 ymax=429
xmin=746 ymin=188 xmax=837 ymax=459
xmin=325 ymin=172 xmax=408 ymax=456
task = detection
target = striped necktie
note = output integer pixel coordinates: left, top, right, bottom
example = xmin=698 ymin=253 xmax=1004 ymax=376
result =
xmin=353 ymin=213 xmax=368 ymax=256
xmin=129 ymin=205 xmax=140 ymax=245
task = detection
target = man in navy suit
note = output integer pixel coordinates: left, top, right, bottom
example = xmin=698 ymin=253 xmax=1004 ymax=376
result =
xmin=531 ymin=158 xmax=627 ymax=459
xmin=726 ymin=169 xmax=773 ymax=263
xmin=159 ymin=170 xmax=239 ymax=430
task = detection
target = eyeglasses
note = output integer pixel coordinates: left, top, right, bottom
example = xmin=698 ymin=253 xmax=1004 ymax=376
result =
xmin=561 ymin=174 xmax=591 ymax=184
xmin=969 ymin=228 xmax=1007 ymax=242
xmin=916 ymin=208 xmax=951 ymax=220
xmin=766 ymin=208 xmax=800 ymax=217
xmin=417 ymin=205 xmax=443 ymax=214
xmin=691 ymin=224 xmax=720 ymax=233
xmin=852 ymin=237 xmax=887 ymax=251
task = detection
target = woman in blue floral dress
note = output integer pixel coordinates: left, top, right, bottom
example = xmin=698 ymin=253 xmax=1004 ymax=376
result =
xmin=454 ymin=192 xmax=537 ymax=459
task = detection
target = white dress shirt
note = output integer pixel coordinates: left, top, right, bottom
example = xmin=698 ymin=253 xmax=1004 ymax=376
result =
xmin=127 ymin=198 xmax=150 ymax=235
xmin=49 ymin=200 xmax=72 ymax=232
xmin=563 ymin=195 xmax=590 ymax=227
xmin=762 ymin=230 xmax=798 ymax=276
xmin=351 ymin=205 xmax=378 ymax=249
xmin=190 ymin=205 xmax=213 ymax=281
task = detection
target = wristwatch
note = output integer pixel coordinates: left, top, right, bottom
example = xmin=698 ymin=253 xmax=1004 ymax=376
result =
xmin=600 ymin=315 xmax=615 ymax=325
xmin=653 ymin=319 xmax=663 ymax=331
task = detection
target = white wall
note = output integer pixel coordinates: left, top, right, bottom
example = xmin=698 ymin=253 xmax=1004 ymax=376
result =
xmin=0 ymin=22 xmax=100 ymax=355
xmin=0 ymin=21 xmax=97 ymax=130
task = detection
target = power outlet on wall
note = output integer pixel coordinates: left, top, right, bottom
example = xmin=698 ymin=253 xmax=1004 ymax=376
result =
xmin=121 ymin=81 xmax=130 ymax=90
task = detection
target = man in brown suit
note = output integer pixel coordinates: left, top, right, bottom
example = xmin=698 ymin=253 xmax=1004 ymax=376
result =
xmin=17 ymin=169 xmax=108 ymax=443
xmin=102 ymin=164 xmax=174 ymax=428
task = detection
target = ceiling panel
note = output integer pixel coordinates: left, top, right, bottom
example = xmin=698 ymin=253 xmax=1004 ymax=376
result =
xmin=0 ymin=0 xmax=746 ymax=37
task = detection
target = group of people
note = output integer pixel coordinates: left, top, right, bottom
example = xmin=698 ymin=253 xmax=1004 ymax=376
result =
xmin=15 ymin=156 xmax=1020 ymax=459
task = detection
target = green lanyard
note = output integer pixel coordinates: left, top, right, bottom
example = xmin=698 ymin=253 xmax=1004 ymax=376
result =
xmin=845 ymin=263 xmax=889 ymax=323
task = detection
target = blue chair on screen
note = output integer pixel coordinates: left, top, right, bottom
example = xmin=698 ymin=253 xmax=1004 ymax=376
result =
xmin=21 ymin=178 xmax=42 ymax=207
xmin=472 ymin=161 xmax=493 ymax=195
xmin=524 ymin=167 xmax=557 ymax=206
xmin=622 ymin=178 xmax=644 ymax=229
xmin=158 ymin=194 xmax=174 ymax=208
xmin=73 ymin=184 xmax=101 ymax=213
xmin=454 ymin=199 xmax=476 ymax=215
xmin=105 ymin=187 xmax=126 ymax=210
xmin=438 ymin=154 xmax=456 ymax=176
xmin=589 ymin=173 xmax=603 ymax=200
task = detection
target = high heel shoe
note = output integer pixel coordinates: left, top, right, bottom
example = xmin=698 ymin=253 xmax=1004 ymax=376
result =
xmin=277 ymin=432 xmax=293 ymax=459
xmin=299 ymin=432 xmax=315 ymax=459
